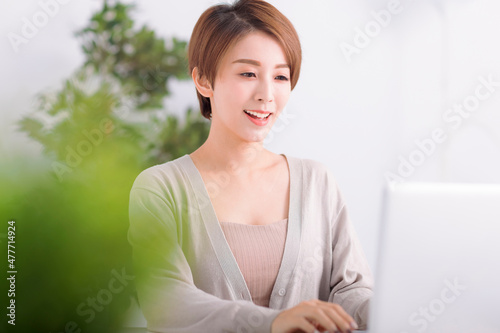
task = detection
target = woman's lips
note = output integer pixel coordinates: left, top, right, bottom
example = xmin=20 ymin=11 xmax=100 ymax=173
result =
xmin=244 ymin=109 xmax=272 ymax=118
xmin=243 ymin=109 xmax=272 ymax=126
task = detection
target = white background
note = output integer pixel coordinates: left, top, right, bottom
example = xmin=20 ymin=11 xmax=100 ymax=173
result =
xmin=1 ymin=0 xmax=500 ymax=315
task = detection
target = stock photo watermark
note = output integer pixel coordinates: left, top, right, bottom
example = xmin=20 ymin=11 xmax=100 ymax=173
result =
xmin=51 ymin=117 xmax=114 ymax=182
xmin=385 ymin=73 xmax=500 ymax=183
xmin=49 ymin=70 xmax=141 ymax=182
xmin=5 ymin=220 xmax=17 ymax=326
xmin=263 ymin=107 xmax=297 ymax=145
xmin=401 ymin=277 xmax=466 ymax=333
xmin=76 ymin=267 xmax=135 ymax=324
xmin=236 ymin=309 xmax=266 ymax=333
xmin=7 ymin=0 xmax=74 ymax=54
xmin=340 ymin=0 xmax=407 ymax=64
xmin=141 ymin=65 xmax=169 ymax=92
xmin=48 ymin=267 xmax=134 ymax=333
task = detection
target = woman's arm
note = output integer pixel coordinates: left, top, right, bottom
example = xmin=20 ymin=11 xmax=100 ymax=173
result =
xmin=128 ymin=185 xmax=280 ymax=333
xmin=328 ymin=203 xmax=373 ymax=329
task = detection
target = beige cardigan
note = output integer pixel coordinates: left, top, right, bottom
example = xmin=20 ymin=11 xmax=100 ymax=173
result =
xmin=128 ymin=154 xmax=373 ymax=332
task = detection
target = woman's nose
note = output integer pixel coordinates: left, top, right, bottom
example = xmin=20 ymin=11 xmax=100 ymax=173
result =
xmin=255 ymin=79 xmax=274 ymax=103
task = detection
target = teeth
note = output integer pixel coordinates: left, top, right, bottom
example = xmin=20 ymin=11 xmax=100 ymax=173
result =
xmin=244 ymin=110 xmax=271 ymax=119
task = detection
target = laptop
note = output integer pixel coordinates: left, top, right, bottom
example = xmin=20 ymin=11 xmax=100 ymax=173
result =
xmin=366 ymin=182 xmax=500 ymax=333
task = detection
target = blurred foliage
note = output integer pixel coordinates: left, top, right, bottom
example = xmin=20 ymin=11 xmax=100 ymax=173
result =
xmin=19 ymin=1 xmax=209 ymax=167
xmin=18 ymin=68 xmax=142 ymax=164
xmin=149 ymin=108 xmax=211 ymax=165
xmin=1 ymin=153 xmax=138 ymax=333
xmin=76 ymin=2 xmax=190 ymax=109
xmin=3 ymin=1 xmax=210 ymax=332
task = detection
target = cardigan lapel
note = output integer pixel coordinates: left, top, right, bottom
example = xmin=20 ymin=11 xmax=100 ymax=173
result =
xmin=269 ymin=154 xmax=302 ymax=308
xmin=180 ymin=153 xmax=302 ymax=305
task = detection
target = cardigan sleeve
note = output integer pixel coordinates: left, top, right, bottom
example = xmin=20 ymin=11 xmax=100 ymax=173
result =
xmin=128 ymin=183 xmax=280 ymax=333
xmin=327 ymin=184 xmax=373 ymax=329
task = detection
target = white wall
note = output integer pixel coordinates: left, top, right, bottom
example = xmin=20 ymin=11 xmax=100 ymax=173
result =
xmin=2 ymin=0 xmax=500 ymax=322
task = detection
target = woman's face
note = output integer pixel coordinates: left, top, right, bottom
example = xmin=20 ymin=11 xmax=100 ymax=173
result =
xmin=208 ymin=31 xmax=292 ymax=144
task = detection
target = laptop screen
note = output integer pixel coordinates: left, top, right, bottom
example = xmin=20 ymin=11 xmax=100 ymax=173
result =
xmin=368 ymin=182 xmax=500 ymax=333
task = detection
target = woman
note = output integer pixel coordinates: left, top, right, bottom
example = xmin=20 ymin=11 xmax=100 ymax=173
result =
xmin=128 ymin=1 xmax=373 ymax=332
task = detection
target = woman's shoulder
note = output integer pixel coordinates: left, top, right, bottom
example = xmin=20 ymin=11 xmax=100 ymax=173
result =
xmin=131 ymin=154 xmax=191 ymax=192
xmin=286 ymin=154 xmax=334 ymax=180
xmin=287 ymin=154 xmax=343 ymax=194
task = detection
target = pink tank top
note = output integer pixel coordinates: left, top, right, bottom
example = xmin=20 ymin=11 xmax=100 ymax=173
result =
xmin=220 ymin=218 xmax=288 ymax=307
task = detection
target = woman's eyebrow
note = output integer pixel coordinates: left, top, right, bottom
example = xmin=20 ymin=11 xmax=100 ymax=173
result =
xmin=232 ymin=59 xmax=289 ymax=69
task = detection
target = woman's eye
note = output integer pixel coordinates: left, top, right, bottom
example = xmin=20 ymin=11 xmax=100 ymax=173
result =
xmin=275 ymin=75 xmax=289 ymax=81
xmin=241 ymin=72 xmax=256 ymax=78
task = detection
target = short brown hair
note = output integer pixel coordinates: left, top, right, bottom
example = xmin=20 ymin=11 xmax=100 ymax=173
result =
xmin=188 ymin=0 xmax=302 ymax=120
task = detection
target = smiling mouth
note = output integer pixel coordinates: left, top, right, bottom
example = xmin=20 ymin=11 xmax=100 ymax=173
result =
xmin=243 ymin=110 xmax=272 ymax=120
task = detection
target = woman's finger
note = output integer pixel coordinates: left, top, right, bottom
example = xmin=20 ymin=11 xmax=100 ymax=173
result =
xmin=295 ymin=317 xmax=320 ymax=333
xmin=302 ymin=306 xmax=339 ymax=333
xmin=326 ymin=303 xmax=358 ymax=330
xmin=322 ymin=306 xmax=352 ymax=332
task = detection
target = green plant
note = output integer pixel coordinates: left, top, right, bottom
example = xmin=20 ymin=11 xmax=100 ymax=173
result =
xmin=19 ymin=1 xmax=209 ymax=170
xmin=3 ymin=2 xmax=210 ymax=332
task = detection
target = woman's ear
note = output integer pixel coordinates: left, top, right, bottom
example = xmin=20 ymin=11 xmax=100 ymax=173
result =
xmin=192 ymin=67 xmax=213 ymax=98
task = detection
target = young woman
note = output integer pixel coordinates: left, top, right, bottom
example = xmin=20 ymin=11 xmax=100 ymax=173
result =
xmin=128 ymin=1 xmax=373 ymax=332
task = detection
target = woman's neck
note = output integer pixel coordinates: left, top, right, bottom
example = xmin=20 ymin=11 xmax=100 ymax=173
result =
xmin=189 ymin=136 xmax=275 ymax=178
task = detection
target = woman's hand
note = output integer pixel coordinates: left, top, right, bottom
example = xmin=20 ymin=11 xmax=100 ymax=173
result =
xmin=271 ymin=299 xmax=358 ymax=333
